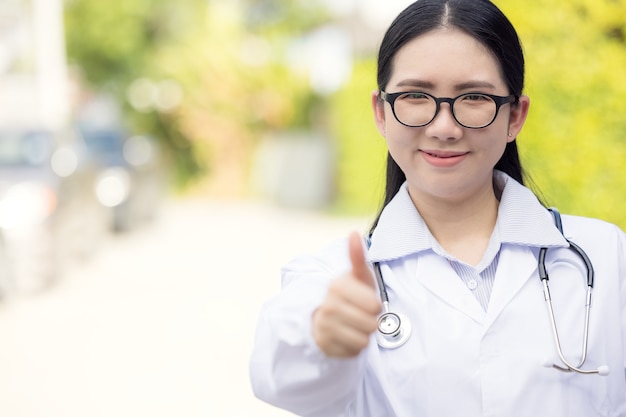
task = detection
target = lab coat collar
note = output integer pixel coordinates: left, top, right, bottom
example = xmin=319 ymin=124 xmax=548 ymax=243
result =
xmin=367 ymin=171 xmax=568 ymax=263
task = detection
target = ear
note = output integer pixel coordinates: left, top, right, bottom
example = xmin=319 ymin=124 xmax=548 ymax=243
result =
xmin=371 ymin=90 xmax=387 ymax=137
xmin=507 ymin=95 xmax=530 ymax=142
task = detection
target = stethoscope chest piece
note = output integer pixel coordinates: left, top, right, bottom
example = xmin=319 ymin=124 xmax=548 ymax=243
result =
xmin=376 ymin=311 xmax=412 ymax=349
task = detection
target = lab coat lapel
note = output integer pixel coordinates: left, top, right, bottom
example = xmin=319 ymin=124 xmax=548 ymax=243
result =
xmin=485 ymin=245 xmax=537 ymax=326
xmin=415 ymin=246 xmax=539 ymax=330
xmin=416 ymin=254 xmax=487 ymax=324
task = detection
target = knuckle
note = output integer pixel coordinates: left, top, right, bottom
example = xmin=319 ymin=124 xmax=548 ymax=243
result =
xmin=365 ymin=318 xmax=379 ymax=334
xmin=328 ymin=277 xmax=347 ymax=293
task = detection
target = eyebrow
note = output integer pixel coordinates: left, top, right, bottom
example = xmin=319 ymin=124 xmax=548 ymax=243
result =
xmin=454 ymin=80 xmax=497 ymax=91
xmin=395 ymin=79 xmax=497 ymax=91
xmin=395 ymin=79 xmax=435 ymax=89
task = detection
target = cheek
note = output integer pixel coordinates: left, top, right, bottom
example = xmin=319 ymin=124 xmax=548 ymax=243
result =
xmin=384 ymin=128 xmax=415 ymax=155
xmin=493 ymin=114 xmax=512 ymax=138
xmin=481 ymin=135 xmax=509 ymax=165
xmin=384 ymin=131 xmax=419 ymax=171
xmin=479 ymin=119 xmax=510 ymax=155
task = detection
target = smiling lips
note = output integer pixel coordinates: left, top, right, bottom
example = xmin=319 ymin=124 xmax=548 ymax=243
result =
xmin=420 ymin=149 xmax=469 ymax=167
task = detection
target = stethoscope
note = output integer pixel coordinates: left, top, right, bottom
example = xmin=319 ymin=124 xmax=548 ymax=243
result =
xmin=369 ymin=208 xmax=609 ymax=376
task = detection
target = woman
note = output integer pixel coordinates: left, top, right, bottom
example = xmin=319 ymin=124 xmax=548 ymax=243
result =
xmin=249 ymin=1 xmax=626 ymax=416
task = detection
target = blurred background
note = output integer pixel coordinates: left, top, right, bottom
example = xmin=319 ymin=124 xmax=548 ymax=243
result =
xmin=0 ymin=0 xmax=624 ymax=415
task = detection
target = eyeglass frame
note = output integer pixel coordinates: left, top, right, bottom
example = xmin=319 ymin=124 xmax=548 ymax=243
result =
xmin=379 ymin=91 xmax=519 ymax=129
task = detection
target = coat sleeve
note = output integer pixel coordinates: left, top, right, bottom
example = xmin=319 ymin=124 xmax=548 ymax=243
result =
xmin=249 ymin=238 xmax=368 ymax=417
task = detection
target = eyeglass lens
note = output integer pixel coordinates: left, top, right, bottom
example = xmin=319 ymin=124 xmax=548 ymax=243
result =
xmin=393 ymin=93 xmax=498 ymax=128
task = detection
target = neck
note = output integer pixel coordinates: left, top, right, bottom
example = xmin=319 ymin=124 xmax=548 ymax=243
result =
xmin=409 ymin=181 xmax=500 ymax=266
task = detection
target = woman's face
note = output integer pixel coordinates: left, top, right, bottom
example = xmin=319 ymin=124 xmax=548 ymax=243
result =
xmin=372 ymin=28 xmax=529 ymax=206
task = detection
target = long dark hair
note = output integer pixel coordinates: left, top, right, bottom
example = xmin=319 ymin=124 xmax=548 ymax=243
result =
xmin=371 ymin=0 xmax=529 ymax=232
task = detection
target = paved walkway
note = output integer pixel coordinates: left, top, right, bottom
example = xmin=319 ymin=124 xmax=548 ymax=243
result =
xmin=0 ymin=197 xmax=368 ymax=417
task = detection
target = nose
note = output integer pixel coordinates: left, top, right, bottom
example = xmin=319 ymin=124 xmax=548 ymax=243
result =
xmin=425 ymin=102 xmax=463 ymax=140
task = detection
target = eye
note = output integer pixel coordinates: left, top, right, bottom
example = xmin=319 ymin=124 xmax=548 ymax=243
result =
xmin=461 ymin=94 xmax=490 ymax=102
xmin=400 ymin=92 xmax=430 ymax=101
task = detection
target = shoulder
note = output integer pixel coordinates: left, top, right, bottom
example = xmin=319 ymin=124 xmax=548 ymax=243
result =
xmin=281 ymin=237 xmax=352 ymax=288
xmin=561 ymin=214 xmax=626 ymax=252
xmin=561 ymin=214 xmax=624 ymax=238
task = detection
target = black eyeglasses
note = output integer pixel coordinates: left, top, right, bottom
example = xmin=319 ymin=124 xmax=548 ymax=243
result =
xmin=380 ymin=91 xmax=518 ymax=129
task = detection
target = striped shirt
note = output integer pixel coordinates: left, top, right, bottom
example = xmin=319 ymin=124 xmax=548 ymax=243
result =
xmin=448 ymin=253 xmax=499 ymax=311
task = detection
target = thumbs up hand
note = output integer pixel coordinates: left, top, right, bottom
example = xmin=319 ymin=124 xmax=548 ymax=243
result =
xmin=312 ymin=232 xmax=382 ymax=357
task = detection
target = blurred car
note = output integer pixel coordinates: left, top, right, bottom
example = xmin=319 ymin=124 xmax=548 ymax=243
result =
xmin=78 ymin=124 xmax=165 ymax=233
xmin=0 ymin=126 xmax=109 ymax=295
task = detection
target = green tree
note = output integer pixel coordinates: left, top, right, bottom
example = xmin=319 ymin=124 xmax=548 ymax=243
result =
xmin=64 ymin=0 xmax=210 ymax=188
xmin=64 ymin=0 xmax=330 ymax=194
xmin=500 ymin=0 xmax=626 ymax=228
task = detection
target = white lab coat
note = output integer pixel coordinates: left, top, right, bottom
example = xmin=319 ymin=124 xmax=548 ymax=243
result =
xmin=250 ymin=172 xmax=626 ymax=417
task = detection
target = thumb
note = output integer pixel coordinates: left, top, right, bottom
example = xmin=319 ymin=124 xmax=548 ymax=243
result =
xmin=348 ymin=231 xmax=375 ymax=288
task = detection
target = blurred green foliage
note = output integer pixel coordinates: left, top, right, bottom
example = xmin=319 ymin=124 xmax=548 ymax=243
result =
xmin=64 ymin=0 xmax=209 ymax=188
xmin=501 ymin=0 xmax=626 ymax=229
xmin=152 ymin=1 xmax=330 ymax=195
xmin=64 ymin=0 xmax=329 ymax=193
xmin=329 ymin=60 xmax=387 ymax=216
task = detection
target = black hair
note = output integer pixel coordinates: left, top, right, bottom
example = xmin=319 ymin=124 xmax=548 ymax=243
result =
xmin=371 ymin=0 xmax=530 ymax=232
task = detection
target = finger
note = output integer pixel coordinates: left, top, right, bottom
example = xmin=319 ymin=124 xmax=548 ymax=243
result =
xmin=334 ymin=301 xmax=380 ymax=334
xmin=322 ymin=285 xmax=380 ymax=330
xmin=348 ymin=231 xmax=375 ymax=288
xmin=328 ymin=277 xmax=381 ymax=316
xmin=314 ymin=315 xmax=373 ymax=358
xmin=325 ymin=326 xmax=372 ymax=358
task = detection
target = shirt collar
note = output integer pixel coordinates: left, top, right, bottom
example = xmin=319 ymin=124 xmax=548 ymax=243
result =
xmin=368 ymin=170 xmax=568 ymax=263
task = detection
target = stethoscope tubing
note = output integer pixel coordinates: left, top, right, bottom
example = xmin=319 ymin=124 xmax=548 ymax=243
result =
xmin=538 ymin=209 xmax=601 ymax=374
xmin=370 ymin=208 xmax=607 ymax=375
xmin=373 ymin=260 xmax=389 ymax=305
